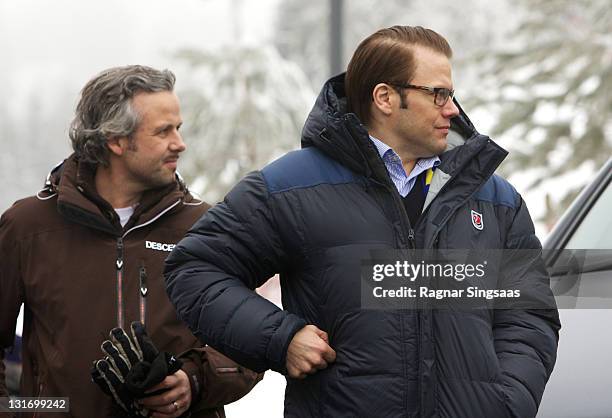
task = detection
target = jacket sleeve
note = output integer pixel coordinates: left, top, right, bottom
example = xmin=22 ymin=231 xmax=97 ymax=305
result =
xmin=164 ymin=172 xmax=307 ymax=374
xmin=0 ymin=207 xmax=25 ymax=398
xmin=494 ymin=195 xmax=561 ymax=418
xmin=179 ymin=346 xmax=262 ymax=412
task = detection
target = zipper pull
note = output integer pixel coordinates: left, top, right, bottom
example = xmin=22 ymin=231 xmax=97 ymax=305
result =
xmin=139 ymin=262 xmax=148 ymax=326
xmin=116 ymin=237 xmax=124 ymax=269
xmin=408 ymin=228 xmax=416 ymax=249
xmin=139 ymin=265 xmax=148 ymax=297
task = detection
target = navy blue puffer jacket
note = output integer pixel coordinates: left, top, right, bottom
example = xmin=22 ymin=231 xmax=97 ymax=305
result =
xmin=165 ymin=74 xmax=560 ymax=418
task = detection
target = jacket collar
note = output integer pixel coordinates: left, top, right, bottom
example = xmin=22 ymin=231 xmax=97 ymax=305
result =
xmin=46 ymin=154 xmax=192 ymax=236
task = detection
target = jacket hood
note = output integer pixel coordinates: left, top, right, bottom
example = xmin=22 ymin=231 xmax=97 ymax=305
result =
xmin=300 ymin=73 xmax=492 ymax=180
xmin=301 ymin=73 xmax=371 ymax=176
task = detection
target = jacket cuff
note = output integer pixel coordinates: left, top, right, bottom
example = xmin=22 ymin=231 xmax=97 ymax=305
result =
xmin=180 ymin=358 xmax=203 ymax=403
xmin=266 ymin=314 xmax=308 ymax=375
xmin=179 ymin=347 xmax=261 ymax=411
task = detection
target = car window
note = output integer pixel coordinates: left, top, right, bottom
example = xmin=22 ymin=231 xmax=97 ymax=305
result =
xmin=566 ymin=180 xmax=612 ymax=249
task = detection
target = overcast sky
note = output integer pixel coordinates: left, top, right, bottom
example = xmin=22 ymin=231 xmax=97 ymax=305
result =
xmin=0 ymin=0 xmax=280 ymax=116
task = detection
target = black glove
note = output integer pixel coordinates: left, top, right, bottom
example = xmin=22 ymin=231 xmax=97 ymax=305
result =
xmin=91 ymin=322 xmax=183 ymax=417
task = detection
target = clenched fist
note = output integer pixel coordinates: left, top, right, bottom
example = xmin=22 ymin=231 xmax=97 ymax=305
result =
xmin=286 ymin=325 xmax=336 ymax=379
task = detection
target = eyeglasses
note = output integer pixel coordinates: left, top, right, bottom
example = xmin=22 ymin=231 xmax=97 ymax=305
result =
xmin=388 ymin=82 xmax=455 ymax=107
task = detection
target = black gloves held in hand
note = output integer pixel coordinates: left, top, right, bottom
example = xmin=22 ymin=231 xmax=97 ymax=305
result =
xmin=91 ymin=322 xmax=183 ymax=417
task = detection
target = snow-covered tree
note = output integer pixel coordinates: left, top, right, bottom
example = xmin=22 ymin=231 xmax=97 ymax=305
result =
xmin=175 ymin=45 xmax=315 ymax=202
xmin=274 ymin=0 xmax=519 ymax=89
xmin=467 ymin=0 xmax=611 ymax=226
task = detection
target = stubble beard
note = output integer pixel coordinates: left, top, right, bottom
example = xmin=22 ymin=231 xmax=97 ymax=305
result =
xmin=125 ymin=145 xmax=176 ymax=191
xmin=131 ymin=163 xmax=176 ymax=192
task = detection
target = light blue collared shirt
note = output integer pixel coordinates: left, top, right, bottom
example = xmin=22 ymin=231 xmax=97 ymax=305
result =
xmin=369 ymin=135 xmax=440 ymax=197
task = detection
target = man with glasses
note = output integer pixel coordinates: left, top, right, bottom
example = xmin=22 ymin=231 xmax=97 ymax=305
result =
xmin=165 ymin=26 xmax=560 ymax=417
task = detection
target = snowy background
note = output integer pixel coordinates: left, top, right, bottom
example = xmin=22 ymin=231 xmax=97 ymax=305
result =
xmin=1 ymin=0 xmax=610 ymax=416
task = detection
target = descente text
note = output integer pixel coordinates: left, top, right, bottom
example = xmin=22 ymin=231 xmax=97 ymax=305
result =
xmin=145 ymin=241 xmax=176 ymax=252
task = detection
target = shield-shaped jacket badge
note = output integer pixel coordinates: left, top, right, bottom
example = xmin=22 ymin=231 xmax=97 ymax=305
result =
xmin=471 ymin=209 xmax=484 ymax=231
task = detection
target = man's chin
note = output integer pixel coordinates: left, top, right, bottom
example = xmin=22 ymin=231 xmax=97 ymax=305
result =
xmin=147 ymin=173 xmax=176 ymax=190
xmin=437 ymin=136 xmax=449 ymax=151
xmin=162 ymin=167 xmax=178 ymax=181
xmin=424 ymin=140 xmax=447 ymax=157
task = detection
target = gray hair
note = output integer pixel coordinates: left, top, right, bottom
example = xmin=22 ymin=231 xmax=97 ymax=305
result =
xmin=69 ymin=65 xmax=176 ymax=166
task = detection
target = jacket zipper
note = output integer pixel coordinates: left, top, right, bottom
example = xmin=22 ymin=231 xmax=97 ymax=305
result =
xmin=376 ymin=179 xmax=424 ymax=414
xmin=370 ymin=179 xmax=415 ymax=248
xmin=389 ymin=185 xmax=415 ymax=248
xmin=116 ymin=237 xmax=124 ymax=328
xmin=139 ymin=262 xmax=148 ymax=326
xmin=369 ymin=177 xmax=421 ymax=415
xmin=110 ymin=199 xmax=180 ymax=330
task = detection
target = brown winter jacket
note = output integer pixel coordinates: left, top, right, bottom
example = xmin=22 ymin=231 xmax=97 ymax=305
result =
xmin=0 ymin=155 xmax=261 ymax=417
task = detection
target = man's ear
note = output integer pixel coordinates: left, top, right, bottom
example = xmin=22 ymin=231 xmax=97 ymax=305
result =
xmin=371 ymin=83 xmax=394 ymax=117
xmin=107 ymin=136 xmax=127 ymax=157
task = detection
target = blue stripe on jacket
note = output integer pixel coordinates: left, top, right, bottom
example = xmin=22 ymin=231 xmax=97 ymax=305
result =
xmin=473 ymin=174 xmax=518 ymax=208
xmin=261 ymin=148 xmax=357 ymax=194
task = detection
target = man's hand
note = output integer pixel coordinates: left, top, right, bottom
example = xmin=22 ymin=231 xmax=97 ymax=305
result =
xmin=286 ymin=325 xmax=336 ymax=379
xmin=137 ymin=369 xmax=192 ymax=418
xmin=91 ymin=322 xmax=184 ymax=417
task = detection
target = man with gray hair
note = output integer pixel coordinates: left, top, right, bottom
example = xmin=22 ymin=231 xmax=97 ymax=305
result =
xmin=0 ymin=65 xmax=259 ymax=417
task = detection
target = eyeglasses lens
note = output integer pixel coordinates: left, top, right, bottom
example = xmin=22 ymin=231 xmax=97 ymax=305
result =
xmin=435 ymin=89 xmax=450 ymax=106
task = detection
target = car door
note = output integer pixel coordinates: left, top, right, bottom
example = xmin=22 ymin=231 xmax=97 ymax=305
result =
xmin=537 ymin=158 xmax=612 ymax=418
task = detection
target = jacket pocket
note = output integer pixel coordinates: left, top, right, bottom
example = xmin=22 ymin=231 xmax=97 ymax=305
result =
xmin=435 ymin=311 xmax=501 ymax=381
xmin=330 ymin=309 xmax=410 ymax=378
xmin=215 ymin=367 xmax=240 ymax=374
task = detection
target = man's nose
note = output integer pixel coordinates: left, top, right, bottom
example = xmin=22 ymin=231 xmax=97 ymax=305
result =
xmin=170 ymin=130 xmax=186 ymax=153
xmin=442 ymin=99 xmax=460 ymax=118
